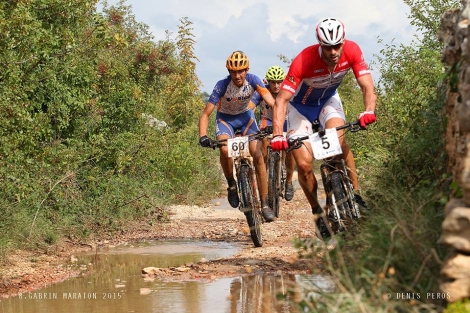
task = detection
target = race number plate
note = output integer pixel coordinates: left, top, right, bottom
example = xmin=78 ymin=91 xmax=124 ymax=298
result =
xmin=309 ymin=128 xmax=342 ymax=160
xmin=227 ymin=136 xmax=249 ymax=158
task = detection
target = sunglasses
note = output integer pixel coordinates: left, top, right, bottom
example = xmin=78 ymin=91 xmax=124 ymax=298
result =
xmin=321 ymin=43 xmax=343 ymax=51
xmin=229 ymin=69 xmax=247 ymax=75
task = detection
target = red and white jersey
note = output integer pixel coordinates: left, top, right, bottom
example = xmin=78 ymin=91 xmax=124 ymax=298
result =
xmin=281 ymin=40 xmax=371 ymax=108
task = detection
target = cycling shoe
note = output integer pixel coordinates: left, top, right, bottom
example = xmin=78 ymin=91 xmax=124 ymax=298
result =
xmin=284 ymin=182 xmax=294 ymax=201
xmin=262 ymin=206 xmax=275 ymax=222
xmin=227 ymin=186 xmax=239 ymax=208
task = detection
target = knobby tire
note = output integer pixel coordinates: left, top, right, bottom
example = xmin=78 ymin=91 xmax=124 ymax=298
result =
xmin=239 ymin=165 xmax=263 ymax=247
xmin=267 ymin=150 xmax=281 ymax=218
xmin=330 ymin=172 xmax=352 ymax=218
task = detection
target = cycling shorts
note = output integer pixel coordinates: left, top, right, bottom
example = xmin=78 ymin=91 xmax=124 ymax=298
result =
xmin=216 ymin=110 xmax=259 ymax=138
xmin=286 ymin=93 xmax=345 ymax=139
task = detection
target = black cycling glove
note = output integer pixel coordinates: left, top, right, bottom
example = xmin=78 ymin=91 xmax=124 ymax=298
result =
xmin=199 ymin=135 xmax=213 ymax=147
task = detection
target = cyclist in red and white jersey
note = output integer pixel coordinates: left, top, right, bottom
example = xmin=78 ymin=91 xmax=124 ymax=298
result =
xmin=270 ymin=18 xmax=377 ymax=237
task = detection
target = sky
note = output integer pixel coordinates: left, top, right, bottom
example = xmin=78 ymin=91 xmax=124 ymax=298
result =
xmin=100 ymin=0 xmax=417 ymax=93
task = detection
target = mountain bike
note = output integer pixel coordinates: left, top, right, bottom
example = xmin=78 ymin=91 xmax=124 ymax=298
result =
xmin=287 ymin=120 xmax=365 ymax=237
xmin=266 ymin=137 xmax=287 ymax=218
xmin=209 ymin=130 xmax=270 ymax=247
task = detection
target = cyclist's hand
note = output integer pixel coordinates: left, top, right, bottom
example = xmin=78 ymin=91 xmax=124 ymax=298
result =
xmin=271 ymin=135 xmax=288 ymax=151
xmin=358 ymin=111 xmax=376 ymax=128
xmin=261 ymin=126 xmax=273 ymax=134
xmin=199 ymin=135 xmax=213 ymax=148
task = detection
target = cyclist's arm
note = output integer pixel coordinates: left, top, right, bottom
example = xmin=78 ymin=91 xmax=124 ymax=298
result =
xmin=356 ymin=74 xmax=377 ymax=113
xmin=251 ymin=91 xmax=261 ymax=106
xmin=249 ymin=91 xmax=261 ymax=111
xmin=261 ymin=91 xmax=275 ymax=108
xmin=255 ymin=83 xmax=275 ymax=108
xmin=199 ymin=102 xmax=216 ymax=137
xmin=272 ymin=89 xmax=292 ymax=136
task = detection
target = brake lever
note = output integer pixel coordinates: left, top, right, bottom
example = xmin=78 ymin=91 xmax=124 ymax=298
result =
xmin=350 ymin=124 xmax=366 ymax=132
xmin=286 ymin=139 xmax=303 ymax=153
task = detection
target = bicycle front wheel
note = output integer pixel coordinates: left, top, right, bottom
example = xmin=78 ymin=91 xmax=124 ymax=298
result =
xmin=330 ymin=172 xmax=355 ymax=230
xmin=267 ymin=150 xmax=281 ymax=218
xmin=239 ymin=165 xmax=263 ymax=247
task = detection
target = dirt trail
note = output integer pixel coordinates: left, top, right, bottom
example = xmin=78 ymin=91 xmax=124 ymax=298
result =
xmin=0 ymin=174 xmax=330 ymax=297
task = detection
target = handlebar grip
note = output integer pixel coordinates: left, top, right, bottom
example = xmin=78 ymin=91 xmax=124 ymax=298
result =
xmin=286 ymin=136 xmax=309 ymax=152
xmin=210 ymin=141 xmax=226 ymax=149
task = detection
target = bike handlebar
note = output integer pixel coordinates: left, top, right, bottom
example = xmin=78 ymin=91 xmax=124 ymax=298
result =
xmin=287 ymin=120 xmax=365 ymax=151
xmin=206 ymin=129 xmax=272 ymax=149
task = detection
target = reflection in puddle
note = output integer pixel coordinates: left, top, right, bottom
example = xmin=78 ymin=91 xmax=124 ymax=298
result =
xmin=0 ymin=240 xmax=334 ymax=313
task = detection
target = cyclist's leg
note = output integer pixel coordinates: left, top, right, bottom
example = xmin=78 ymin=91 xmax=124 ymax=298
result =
xmin=285 ymin=152 xmax=295 ymax=183
xmin=283 ymin=119 xmax=296 ymax=201
xmin=319 ymin=94 xmax=360 ymax=191
xmin=259 ymin=117 xmax=271 ymax=164
xmin=216 ymin=114 xmax=239 ymax=207
xmin=239 ymin=111 xmax=267 ymax=201
xmin=249 ymin=139 xmax=268 ymax=199
xmin=286 ymin=104 xmax=321 ymax=214
xmin=243 ymin=112 xmax=274 ymax=221
xmin=251 ymin=139 xmax=275 ymax=221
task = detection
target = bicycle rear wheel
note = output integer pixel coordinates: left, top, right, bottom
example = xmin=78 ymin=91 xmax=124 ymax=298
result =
xmin=267 ymin=150 xmax=281 ymax=218
xmin=239 ymin=165 xmax=263 ymax=247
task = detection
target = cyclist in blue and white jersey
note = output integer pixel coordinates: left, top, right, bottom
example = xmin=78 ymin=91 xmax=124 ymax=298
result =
xmin=198 ymin=51 xmax=277 ymax=222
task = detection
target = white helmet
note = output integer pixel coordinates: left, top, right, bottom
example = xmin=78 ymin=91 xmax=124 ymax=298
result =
xmin=315 ymin=18 xmax=345 ymax=46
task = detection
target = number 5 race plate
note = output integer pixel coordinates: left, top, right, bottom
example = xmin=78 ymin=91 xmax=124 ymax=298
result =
xmin=309 ymin=128 xmax=342 ymax=160
xmin=227 ymin=136 xmax=249 ymax=158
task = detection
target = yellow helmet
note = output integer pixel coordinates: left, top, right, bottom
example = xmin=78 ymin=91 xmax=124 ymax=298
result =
xmin=226 ymin=50 xmax=250 ymax=71
xmin=265 ymin=66 xmax=286 ymax=81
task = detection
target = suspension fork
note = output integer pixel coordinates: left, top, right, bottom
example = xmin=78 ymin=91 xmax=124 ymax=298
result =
xmin=320 ymin=161 xmax=342 ymax=222
xmin=320 ymin=162 xmax=332 ymax=211
xmin=338 ymin=158 xmax=360 ymax=218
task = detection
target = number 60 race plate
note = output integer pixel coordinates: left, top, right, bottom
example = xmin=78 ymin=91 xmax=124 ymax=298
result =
xmin=309 ymin=128 xmax=343 ymax=160
xmin=227 ymin=136 xmax=249 ymax=157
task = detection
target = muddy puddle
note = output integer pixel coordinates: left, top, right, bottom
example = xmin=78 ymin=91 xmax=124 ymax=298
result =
xmin=0 ymin=240 xmax=334 ymax=313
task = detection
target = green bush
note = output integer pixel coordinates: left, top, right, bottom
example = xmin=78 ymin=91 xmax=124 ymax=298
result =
xmin=0 ymin=1 xmax=222 ymax=261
